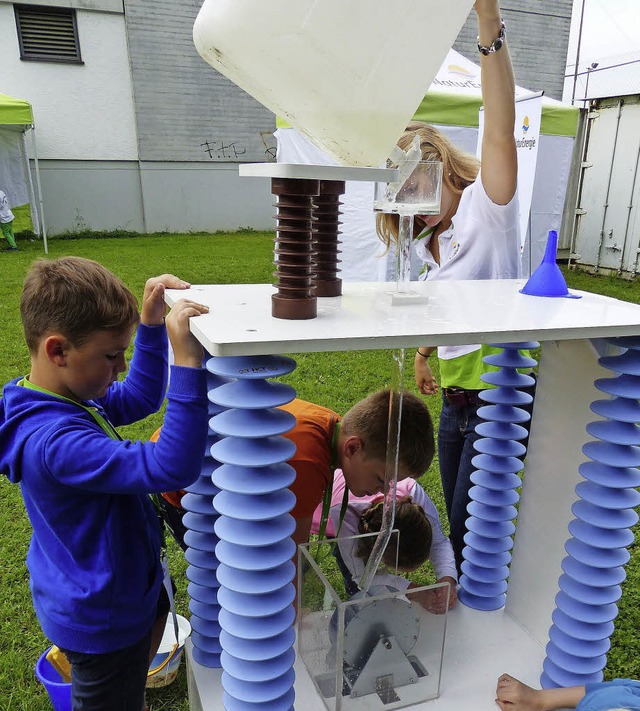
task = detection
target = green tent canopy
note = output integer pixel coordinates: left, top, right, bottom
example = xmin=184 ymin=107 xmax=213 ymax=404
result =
xmin=412 ymin=89 xmax=578 ymax=138
xmin=0 ymin=93 xmax=34 ymax=125
xmin=0 ymin=92 xmax=47 ymax=250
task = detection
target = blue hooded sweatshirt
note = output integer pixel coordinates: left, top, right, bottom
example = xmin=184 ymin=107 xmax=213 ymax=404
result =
xmin=0 ymin=324 xmax=208 ymax=654
xmin=578 ymin=679 xmax=640 ymax=710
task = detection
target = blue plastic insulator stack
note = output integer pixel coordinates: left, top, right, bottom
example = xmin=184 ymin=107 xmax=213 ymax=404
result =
xmin=458 ymin=341 xmax=538 ymax=611
xmin=541 ymin=336 xmax=640 ymax=689
xmin=184 ymin=356 xmax=231 ymax=668
xmin=207 ymin=355 xmax=298 ymax=711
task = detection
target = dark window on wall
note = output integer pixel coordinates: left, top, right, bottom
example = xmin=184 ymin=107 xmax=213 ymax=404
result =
xmin=14 ymin=4 xmax=83 ymax=64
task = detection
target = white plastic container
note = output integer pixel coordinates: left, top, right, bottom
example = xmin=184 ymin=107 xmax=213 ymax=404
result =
xmin=146 ymin=614 xmax=192 ymax=688
xmin=193 ymin=0 xmax=475 ymax=168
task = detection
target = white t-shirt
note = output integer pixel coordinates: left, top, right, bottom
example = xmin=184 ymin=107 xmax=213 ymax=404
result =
xmin=0 ymin=191 xmax=14 ymax=224
xmin=311 ymin=471 xmax=457 ymax=591
xmin=414 ymin=174 xmax=520 ymax=364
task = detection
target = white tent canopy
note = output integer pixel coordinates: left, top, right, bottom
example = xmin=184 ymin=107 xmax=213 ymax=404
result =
xmin=276 ymin=50 xmax=579 ymax=279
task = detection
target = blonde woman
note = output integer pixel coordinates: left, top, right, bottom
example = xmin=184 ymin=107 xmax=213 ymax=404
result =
xmin=377 ymin=0 xmax=530 ymax=574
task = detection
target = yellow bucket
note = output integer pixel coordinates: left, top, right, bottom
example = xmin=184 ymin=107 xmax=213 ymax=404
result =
xmin=146 ymin=614 xmax=191 ymax=688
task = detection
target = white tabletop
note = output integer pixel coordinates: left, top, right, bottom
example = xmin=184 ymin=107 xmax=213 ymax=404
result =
xmin=238 ymin=162 xmax=398 ymax=182
xmin=186 ymin=603 xmax=545 ymax=711
xmin=165 ymin=280 xmax=640 ymax=356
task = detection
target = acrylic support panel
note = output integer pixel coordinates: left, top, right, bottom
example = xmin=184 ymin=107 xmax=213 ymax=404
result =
xmin=166 ymin=280 xmax=640 ymax=709
xmin=298 ymin=534 xmax=447 ymax=710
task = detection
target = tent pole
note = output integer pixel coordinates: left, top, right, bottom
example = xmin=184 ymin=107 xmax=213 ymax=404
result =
xmin=570 ymin=0 xmax=586 ymax=105
xmin=20 ymin=129 xmax=40 ymax=235
xmin=30 ymin=126 xmax=48 ymax=254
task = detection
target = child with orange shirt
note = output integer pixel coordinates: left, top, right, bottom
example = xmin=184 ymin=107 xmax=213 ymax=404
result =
xmin=155 ymin=389 xmax=435 ymax=557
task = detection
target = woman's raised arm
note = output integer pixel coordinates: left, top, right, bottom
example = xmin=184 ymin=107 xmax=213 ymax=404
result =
xmin=475 ymin=0 xmax=517 ymax=205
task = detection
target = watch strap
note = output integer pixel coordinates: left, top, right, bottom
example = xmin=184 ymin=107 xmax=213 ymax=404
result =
xmin=477 ymin=20 xmax=506 ymax=56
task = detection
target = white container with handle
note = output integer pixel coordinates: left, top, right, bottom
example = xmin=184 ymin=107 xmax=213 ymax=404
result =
xmin=193 ymin=0 xmax=475 ymax=167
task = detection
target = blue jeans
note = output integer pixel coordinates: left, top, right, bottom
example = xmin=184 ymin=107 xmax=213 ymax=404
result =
xmin=61 ymin=631 xmax=151 ymax=711
xmin=438 ymin=380 xmax=536 ymax=576
xmin=438 ymin=395 xmax=483 ymax=576
xmin=60 ymin=585 xmax=170 ymax=710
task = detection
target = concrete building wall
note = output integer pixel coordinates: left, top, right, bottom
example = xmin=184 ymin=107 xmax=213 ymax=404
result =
xmin=0 ymin=0 xmax=123 ymax=11
xmin=123 ymin=0 xmax=275 ymax=164
xmin=36 ymin=161 xmax=145 ymax=233
xmin=35 ymin=160 xmax=274 ymax=233
xmin=138 ymin=163 xmax=274 ymax=232
xmin=0 ymin=2 xmax=138 ymax=160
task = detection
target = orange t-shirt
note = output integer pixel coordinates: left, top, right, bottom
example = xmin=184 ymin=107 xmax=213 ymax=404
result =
xmin=279 ymin=399 xmax=339 ymax=520
xmin=156 ymin=399 xmax=339 ymax=520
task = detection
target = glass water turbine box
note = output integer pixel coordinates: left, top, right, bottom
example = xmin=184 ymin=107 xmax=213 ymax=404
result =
xmin=298 ymin=532 xmax=448 ymax=710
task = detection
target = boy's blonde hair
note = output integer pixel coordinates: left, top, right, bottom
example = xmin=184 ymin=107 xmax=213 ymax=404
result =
xmin=377 ymin=121 xmax=480 ymax=249
xmin=21 ymin=257 xmax=140 ymax=353
xmin=341 ymin=389 xmax=434 ymax=477
xmin=356 ymin=495 xmax=433 ymax=571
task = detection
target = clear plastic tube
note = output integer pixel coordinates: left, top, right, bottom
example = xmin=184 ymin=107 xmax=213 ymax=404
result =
xmin=358 ymin=348 xmax=406 ymax=593
xmin=396 ymin=214 xmax=414 ymax=293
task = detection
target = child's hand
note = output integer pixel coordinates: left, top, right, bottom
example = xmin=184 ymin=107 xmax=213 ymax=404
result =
xmin=165 ymin=298 xmax=209 ymax=368
xmin=436 ymin=576 xmax=458 ymax=610
xmin=140 ymin=274 xmax=191 ymax=326
xmin=413 ymin=577 xmax=457 ymax=614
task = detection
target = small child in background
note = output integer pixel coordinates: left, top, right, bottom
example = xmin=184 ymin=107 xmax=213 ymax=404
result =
xmin=311 ymin=470 xmax=458 ymax=613
xmin=0 ymin=188 xmax=18 ymax=250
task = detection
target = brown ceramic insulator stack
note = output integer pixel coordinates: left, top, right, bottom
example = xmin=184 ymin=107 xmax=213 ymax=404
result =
xmin=312 ymin=180 xmax=345 ymax=297
xmin=271 ymin=177 xmax=319 ymax=320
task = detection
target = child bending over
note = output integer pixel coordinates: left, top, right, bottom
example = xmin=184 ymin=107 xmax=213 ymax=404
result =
xmin=155 ymin=390 xmax=435 ymax=589
xmin=312 ymin=470 xmax=457 ymax=613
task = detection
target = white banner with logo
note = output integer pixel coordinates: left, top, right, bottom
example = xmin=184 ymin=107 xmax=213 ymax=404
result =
xmin=478 ymin=92 xmax=543 ymax=256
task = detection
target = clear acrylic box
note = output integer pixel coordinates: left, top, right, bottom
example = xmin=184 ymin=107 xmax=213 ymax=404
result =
xmin=298 ymin=532 xmax=448 ymax=710
xmin=373 ymin=160 xmax=443 ymax=216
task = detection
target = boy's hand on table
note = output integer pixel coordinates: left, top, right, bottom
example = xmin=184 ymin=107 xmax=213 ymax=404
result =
xmin=141 ymin=274 xmax=191 ymax=326
xmin=165 ymin=299 xmax=210 ymax=368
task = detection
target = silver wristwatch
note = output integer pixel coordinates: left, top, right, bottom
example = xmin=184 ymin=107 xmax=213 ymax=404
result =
xmin=477 ymin=20 xmax=506 ymax=56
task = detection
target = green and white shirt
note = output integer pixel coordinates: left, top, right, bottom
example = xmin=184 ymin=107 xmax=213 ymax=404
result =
xmin=414 ymin=174 xmax=521 ymax=389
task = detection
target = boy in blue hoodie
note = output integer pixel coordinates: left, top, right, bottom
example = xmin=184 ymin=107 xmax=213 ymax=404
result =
xmin=0 ymin=256 xmax=210 ymax=710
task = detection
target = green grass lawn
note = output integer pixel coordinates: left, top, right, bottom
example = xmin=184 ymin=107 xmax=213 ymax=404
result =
xmin=1 ymin=232 xmax=640 ymax=709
